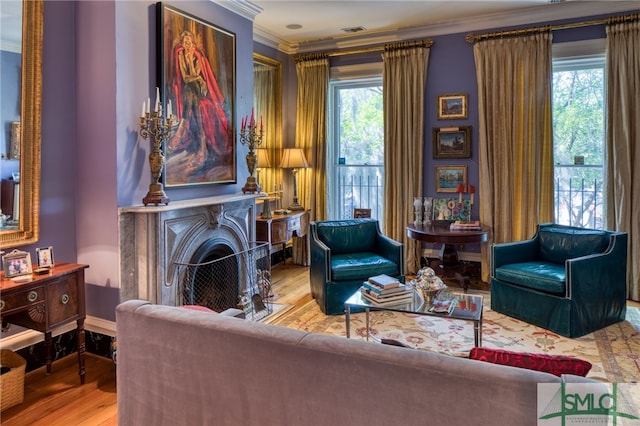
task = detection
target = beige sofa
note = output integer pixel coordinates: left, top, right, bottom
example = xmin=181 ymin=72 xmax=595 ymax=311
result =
xmin=116 ymin=300 xmax=595 ymax=426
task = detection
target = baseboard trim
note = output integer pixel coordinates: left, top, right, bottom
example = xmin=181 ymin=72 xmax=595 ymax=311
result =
xmin=0 ymin=315 xmax=116 ymax=351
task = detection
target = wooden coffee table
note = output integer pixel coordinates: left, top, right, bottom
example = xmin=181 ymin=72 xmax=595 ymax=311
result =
xmin=344 ymin=289 xmax=484 ymax=347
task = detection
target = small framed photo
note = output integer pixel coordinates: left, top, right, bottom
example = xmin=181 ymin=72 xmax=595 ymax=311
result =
xmin=437 ymin=94 xmax=467 ymax=120
xmin=10 ymin=121 xmax=21 ymax=160
xmin=433 ymin=126 xmax=472 ymax=159
xmin=435 ymin=165 xmax=467 ymax=193
xmin=3 ymin=249 xmax=33 ymax=278
xmin=36 ymin=246 xmax=55 ymax=268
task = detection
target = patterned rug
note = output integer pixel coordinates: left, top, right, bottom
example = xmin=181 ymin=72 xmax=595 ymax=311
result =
xmin=269 ymin=292 xmax=640 ymax=384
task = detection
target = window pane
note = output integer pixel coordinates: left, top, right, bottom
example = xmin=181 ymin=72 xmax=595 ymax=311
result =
xmin=552 ymin=61 xmax=605 ymax=229
xmin=328 ymin=80 xmax=384 ymax=220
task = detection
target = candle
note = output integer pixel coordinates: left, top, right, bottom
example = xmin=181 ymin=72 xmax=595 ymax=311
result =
xmin=155 ymin=87 xmax=160 ymax=112
xmin=469 ymin=184 xmax=475 ymax=205
xmin=250 ymin=107 xmax=255 ymax=126
xmin=456 ymin=183 xmax=465 ymax=203
xmin=167 ymin=100 xmax=172 ymax=118
xmin=147 ymin=98 xmax=151 ymax=114
xmin=142 ymin=101 xmax=146 ymax=118
xmin=260 ymin=116 xmax=263 ymax=132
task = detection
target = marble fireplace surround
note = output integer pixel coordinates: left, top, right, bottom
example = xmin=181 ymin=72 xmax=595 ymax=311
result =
xmin=118 ymin=194 xmax=260 ymax=307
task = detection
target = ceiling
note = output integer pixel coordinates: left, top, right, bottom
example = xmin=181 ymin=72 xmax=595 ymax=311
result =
xmin=242 ymin=0 xmax=640 ymax=53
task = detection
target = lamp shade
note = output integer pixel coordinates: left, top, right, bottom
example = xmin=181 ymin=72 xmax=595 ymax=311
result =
xmin=255 ymin=148 xmax=271 ymax=168
xmin=279 ymin=148 xmax=309 ymax=169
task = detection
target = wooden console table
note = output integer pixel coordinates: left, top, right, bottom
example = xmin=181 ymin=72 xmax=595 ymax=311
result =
xmin=256 ymin=210 xmax=310 ymax=265
xmin=0 ymin=263 xmax=89 ymax=384
xmin=407 ymin=223 xmax=488 ymax=291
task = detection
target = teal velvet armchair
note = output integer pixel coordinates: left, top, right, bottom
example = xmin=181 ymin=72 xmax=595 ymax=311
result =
xmin=310 ymin=219 xmax=405 ymax=315
xmin=491 ymin=223 xmax=627 ymax=338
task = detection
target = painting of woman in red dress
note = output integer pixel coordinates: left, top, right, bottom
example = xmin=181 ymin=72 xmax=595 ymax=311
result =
xmin=161 ymin=5 xmax=235 ymax=186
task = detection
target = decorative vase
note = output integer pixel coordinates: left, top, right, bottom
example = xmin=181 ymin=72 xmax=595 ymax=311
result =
xmin=423 ymin=197 xmax=433 ymax=226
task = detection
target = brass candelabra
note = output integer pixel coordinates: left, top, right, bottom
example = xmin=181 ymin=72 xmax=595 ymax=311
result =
xmin=139 ymin=96 xmax=174 ymax=206
xmin=239 ymin=109 xmax=264 ymax=194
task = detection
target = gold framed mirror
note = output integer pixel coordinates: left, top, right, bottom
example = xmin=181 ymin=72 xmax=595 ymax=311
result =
xmin=0 ymin=0 xmax=42 ymax=248
xmin=253 ymin=53 xmax=282 ymax=197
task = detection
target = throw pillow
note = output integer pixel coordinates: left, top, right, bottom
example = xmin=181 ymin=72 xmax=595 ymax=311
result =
xmin=469 ymin=347 xmax=592 ymax=377
xmin=181 ymin=305 xmax=218 ymax=313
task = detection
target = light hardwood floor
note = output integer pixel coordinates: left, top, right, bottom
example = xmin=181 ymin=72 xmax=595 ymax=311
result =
xmin=2 ymin=262 xmax=637 ymax=424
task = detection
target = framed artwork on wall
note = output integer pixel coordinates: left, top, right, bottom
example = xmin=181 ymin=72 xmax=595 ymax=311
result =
xmin=432 ymin=126 xmax=471 ymax=159
xmin=437 ymin=94 xmax=467 ymax=120
xmin=157 ymin=3 xmax=236 ymax=187
xmin=435 ymin=165 xmax=467 ymax=193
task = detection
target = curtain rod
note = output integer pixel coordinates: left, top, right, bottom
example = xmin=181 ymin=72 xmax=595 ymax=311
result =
xmin=293 ymin=39 xmax=434 ymax=63
xmin=466 ymin=12 xmax=640 ymax=43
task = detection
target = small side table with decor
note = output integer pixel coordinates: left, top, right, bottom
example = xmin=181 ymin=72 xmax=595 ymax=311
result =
xmin=256 ymin=210 xmax=310 ymax=265
xmin=407 ymin=223 xmax=488 ymax=291
xmin=0 ymin=263 xmax=89 ymax=385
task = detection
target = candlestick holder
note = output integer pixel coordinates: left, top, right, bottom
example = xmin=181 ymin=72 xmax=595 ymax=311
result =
xmin=139 ymin=101 xmax=174 ymax=206
xmin=239 ymin=113 xmax=264 ymax=194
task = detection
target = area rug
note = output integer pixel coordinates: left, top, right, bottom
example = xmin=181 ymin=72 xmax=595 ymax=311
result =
xmin=269 ymin=293 xmax=640 ymax=384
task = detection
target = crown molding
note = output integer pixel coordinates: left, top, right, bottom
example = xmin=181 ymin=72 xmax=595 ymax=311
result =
xmin=254 ymin=1 xmax=640 ymax=54
xmin=211 ymin=0 xmax=262 ymax=22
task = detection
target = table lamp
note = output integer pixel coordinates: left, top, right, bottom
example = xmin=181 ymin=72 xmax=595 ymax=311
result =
xmin=279 ymin=148 xmax=309 ymax=211
xmin=255 ymin=148 xmax=271 ymax=193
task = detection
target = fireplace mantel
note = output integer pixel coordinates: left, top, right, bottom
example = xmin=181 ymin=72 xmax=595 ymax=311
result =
xmin=118 ymin=194 xmax=261 ymax=306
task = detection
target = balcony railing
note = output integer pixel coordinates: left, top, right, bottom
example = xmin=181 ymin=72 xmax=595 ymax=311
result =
xmin=337 ymin=165 xmax=384 ymax=221
xmin=554 ymin=177 xmax=604 ymax=230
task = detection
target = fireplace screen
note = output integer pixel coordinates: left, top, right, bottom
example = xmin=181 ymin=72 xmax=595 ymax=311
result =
xmin=175 ymin=242 xmax=272 ymax=321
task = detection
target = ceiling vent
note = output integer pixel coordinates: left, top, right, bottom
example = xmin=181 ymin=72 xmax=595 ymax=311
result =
xmin=341 ymin=26 xmax=366 ymax=33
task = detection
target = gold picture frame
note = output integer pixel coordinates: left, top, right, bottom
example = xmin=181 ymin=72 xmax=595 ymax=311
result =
xmin=2 ymin=249 xmax=33 ymax=278
xmin=435 ymin=165 xmax=467 ymax=193
xmin=432 ymin=126 xmax=471 ymax=159
xmin=437 ymin=94 xmax=468 ymax=120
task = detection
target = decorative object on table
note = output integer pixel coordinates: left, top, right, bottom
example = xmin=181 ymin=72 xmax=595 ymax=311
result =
xmin=353 ymin=208 xmax=372 ymax=218
xmin=254 ymin=148 xmax=271 ymax=193
xmin=360 ymin=274 xmax=413 ymax=306
xmin=239 ymin=108 xmax=265 ymax=194
xmin=432 ymin=198 xmax=472 ymax=222
xmin=435 ymin=165 xmax=467 ymax=193
xmin=272 ymin=183 xmax=287 ymax=214
xmin=437 ymin=93 xmax=468 ymax=120
xmin=279 ymin=148 xmax=309 ymax=211
xmin=423 ymin=197 xmax=433 ymax=226
xmin=139 ymin=88 xmax=174 ymax=206
xmin=413 ymin=197 xmax=423 ymax=226
xmin=432 ymin=126 xmax=471 ymax=159
xmin=158 ymin=3 xmax=236 ymax=187
xmin=2 ymin=249 xmax=32 ymax=278
xmin=35 ymin=246 xmax=54 ymax=268
xmin=450 ymin=220 xmax=481 ymax=230
xmin=409 ymin=267 xmax=447 ymax=304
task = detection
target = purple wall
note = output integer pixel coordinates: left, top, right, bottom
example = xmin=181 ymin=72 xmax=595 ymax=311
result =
xmin=1 ymin=50 xmax=21 ymax=180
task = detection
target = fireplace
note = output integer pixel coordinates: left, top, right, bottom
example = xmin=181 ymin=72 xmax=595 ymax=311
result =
xmin=118 ymin=194 xmax=261 ymax=307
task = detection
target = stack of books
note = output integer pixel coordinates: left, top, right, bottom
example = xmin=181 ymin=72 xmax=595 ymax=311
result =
xmin=450 ymin=220 xmax=481 ymax=230
xmin=360 ymin=274 xmax=414 ymax=306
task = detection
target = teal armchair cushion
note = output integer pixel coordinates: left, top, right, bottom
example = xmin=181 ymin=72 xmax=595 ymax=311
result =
xmin=491 ymin=223 xmax=627 ymax=338
xmin=310 ymin=219 xmax=405 ymax=315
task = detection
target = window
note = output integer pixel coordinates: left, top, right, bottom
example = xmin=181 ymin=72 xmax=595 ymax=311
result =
xmin=327 ymin=77 xmax=384 ymax=220
xmin=552 ymin=40 xmax=606 ymax=229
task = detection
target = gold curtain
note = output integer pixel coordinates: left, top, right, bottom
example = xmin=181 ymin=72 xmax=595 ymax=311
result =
xmin=292 ymin=56 xmax=329 ymax=265
xmin=254 ymin=62 xmax=281 ymax=196
xmin=605 ymin=19 xmax=640 ymax=301
xmin=473 ymin=32 xmax=554 ymax=282
xmin=382 ymin=42 xmax=431 ymax=274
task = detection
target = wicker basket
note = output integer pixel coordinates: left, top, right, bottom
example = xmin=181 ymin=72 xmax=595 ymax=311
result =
xmin=1 ymin=349 xmax=26 ymax=411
